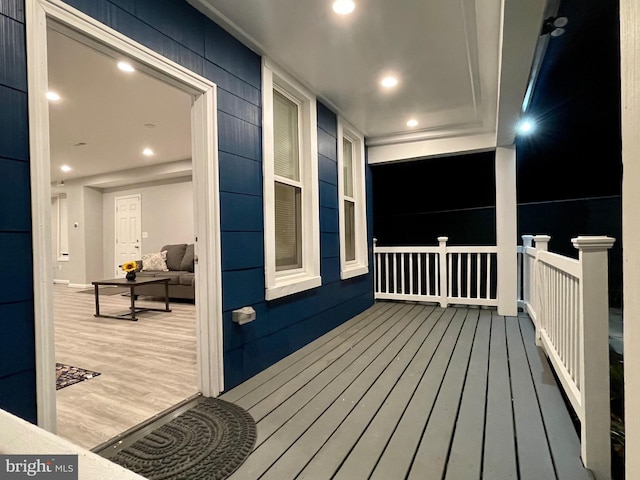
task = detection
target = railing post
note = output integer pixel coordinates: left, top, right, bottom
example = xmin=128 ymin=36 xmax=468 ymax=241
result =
xmin=521 ymin=235 xmax=534 ymax=305
xmin=373 ymin=238 xmax=378 ymax=298
xmin=437 ymin=237 xmax=448 ymax=307
xmin=572 ymin=236 xmax=615 ymax=480
xmin=532 ymin=235 xmax=550 ymax=346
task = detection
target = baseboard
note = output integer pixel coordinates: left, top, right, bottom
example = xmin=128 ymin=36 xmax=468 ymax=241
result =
xmin=53 ymin=279 xmax=69 ymax=285
xmin=68 ymin=283 xmax=92 ymax=289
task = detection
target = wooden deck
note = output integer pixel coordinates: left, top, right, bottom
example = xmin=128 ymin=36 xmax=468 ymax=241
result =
xmin=222 ymin=302 xmax=593 ymax=480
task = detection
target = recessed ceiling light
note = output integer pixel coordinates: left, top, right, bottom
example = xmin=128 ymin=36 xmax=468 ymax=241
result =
xmin=46 ymin=91 xmax=61 ymax=101
xmin=332 ymin=0 xmax=355 ymax=14
xmin=118 ymin=61 xmax=135 ymax=73
xmin=142 ymin=148 xmax=154 ymax=156
xmin=406 ymin=119 xmax=419 ymax=127
xmin=380 ymin=76 xmax=398 ymax=88
xmin=60 ymin=165 xmax=72 ymax=172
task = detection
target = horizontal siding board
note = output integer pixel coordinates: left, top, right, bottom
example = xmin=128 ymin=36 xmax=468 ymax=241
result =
xmin=319 ymin=181 xmax=338 ymax=209
xmin=0 ymin=87 xmax=28 ymax=161
xmin=0 ymin=233 xmax=33 ymax=304
xmin=222 ymin=268 xmax=264 ymax=311
xmin=0 ymin=300 xmax=34 ymax=377
xmin=321 ymin=232 xmax=340 ymax=259
xmin=317 ymin=102 xmax=337 ymax=135
xmin=204 ymin=21 xmax=261 ymax=89
xmin=219 ymin=153 xmax=262 ymax=196
xmin=0 ymin=0 xmax=24 ymax=22
xmin=317 ymin=128 xmax=337 ymax=161
xmin=220 ymin=192 xmax=263 ymax=232
xmin=0 ymin=369 xmax=36 ymax=423
xmin=134 ymin=0 xmax=205 ymax=56
xmin=0 ymin=16 xmax=26 ymax=91
xmin=107 ymin=0 xmax=136 ymax=15
xmin=318 ymin=154 xmax=337 ymax=186
xmin=321 ymin=257 xmax=340 ymax=284
xmin=221 ymin=231 xmax=264 ymax=271
xmin=218 ymin=111 xmax=261 ymax=161
xmin=0 ymin=158 xmax=30 ymax=231
xmin=217 ymin=89 xmax=261 ymax=126
xmin=205 ymin=62 xmax=260 ymax=106
xmin=320 ymin=206 xmax=338 ymax=233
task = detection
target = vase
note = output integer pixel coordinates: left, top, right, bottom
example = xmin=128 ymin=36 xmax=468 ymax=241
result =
xmin=125 ymin=271 xmax=136 ymax=281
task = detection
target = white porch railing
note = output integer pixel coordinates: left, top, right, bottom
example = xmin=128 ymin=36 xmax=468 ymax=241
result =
xmin=518 ymin=234 xmax=615 ymax=480
xmin=374 ymin=237 xmax=498 ymax=307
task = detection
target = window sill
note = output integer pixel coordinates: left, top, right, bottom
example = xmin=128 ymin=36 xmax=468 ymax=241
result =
xmin=266 ymin=274 xmax=322 ymax=301
xmin=340 ymin=264 xmax=369 ymax=280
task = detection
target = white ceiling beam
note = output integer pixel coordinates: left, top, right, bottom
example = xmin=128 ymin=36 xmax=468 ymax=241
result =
xmin=495 ymin=0 xmax=548 ymax=146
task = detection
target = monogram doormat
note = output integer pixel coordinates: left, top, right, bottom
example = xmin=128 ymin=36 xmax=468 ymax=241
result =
xmin=56 ymin=363 xmax=101 ymax=390
xmin=108 ymin=397 xmax=256 ymax=480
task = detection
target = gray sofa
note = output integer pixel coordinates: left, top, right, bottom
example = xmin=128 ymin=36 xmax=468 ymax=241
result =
xmin=135 ymin=243 xmax=195 ymax=300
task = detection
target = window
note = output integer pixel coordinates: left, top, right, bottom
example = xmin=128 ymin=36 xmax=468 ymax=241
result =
xmin=51 ymin=194 xmax=69 ymax=261
xmin=338 ymin=120 xmax=368 ymax=279
xmin=263 ymin=59 xmax=320 ymax=300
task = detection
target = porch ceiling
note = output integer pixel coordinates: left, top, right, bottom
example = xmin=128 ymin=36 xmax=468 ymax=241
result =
xmin=189 ymin=0 xmax=547 ymax=157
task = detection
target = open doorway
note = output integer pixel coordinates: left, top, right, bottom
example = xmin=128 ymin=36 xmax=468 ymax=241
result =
xmin=26 ymin=0 xmax=223 ymax=440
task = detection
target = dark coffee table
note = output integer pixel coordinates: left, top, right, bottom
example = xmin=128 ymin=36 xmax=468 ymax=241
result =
xmin=92 ymin=277 xmax=172 ymax=321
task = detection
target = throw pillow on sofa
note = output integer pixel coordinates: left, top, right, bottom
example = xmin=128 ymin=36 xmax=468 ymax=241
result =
xmin=162 ymin=244 xmax=187 ymax=271
xmin=180 ymin=244 xmax=195 ymax=272
xmin=141 ymin=251 xmax=169 ymax=271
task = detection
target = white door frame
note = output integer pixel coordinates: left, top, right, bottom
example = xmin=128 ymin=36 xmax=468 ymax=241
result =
xmin=114 ymin=194 xmax=142 ymax=277
xmin=26 ymin=0 xmax=224 ymax=432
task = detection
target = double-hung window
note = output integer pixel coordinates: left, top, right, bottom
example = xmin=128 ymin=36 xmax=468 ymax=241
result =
xmin=263 ymin=60 xmax=320 ymax=300
xmin=338 ymin=119 xmax=368 ymax=279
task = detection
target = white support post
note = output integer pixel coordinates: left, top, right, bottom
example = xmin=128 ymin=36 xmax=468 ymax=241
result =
xmin=522 ymin=234 xmax=534 ymax=305
xmin=437 ymin=237 xmax=448 ymax=307
xmin=572 ymin=236 xmax=615 ymax=480
xmin=621 ymin=3 xmax=640 ymax=478
xmin=495 ymin=146 xmax=518 ymax=316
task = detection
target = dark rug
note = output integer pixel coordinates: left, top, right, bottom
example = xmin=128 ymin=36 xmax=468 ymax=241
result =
xmin=56 ymin=363 xmax=101 ymax=390
xmin=110 ymin=397 xmax=256 ymax=480
xmin=77 ymin=286 xmax=130 ymax=295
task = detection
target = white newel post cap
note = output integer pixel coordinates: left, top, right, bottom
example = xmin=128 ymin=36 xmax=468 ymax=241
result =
xmin=533 ymin=235 xmax=551 ymax=250
xmin=572 ymin=236 xmax=616 ymax=252
xmin=437 ymin=236 xmax=449 ymax=244
xmin=522 ymin=234 xmax=534 ymax=247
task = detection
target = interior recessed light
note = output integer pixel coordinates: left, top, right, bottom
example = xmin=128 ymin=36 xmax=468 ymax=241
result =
xmin=332 ymin=0 xmax=355 ymax=14
xmin=60 ymin=165 xmax=72 ymax=172
xmin=118 ymin=61 xmax=135 ymax=73
xmin=380 ymin=76 xmax=398 ymax=88
xmin=142 ymin=148 xmax=154 ymax=156
xmin=406 ymin=119 xmax=419 ymax=127
xmin=46 ymin=91 xmax=61 ymax=101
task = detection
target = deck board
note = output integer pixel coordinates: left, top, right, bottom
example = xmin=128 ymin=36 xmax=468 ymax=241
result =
xmin=223 ymin=303 xmax=592 ymax=480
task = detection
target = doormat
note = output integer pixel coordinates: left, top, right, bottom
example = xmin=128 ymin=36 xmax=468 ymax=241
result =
xmin=56 ymin=363 xmax=101 ymax=390
xmin=77 ymin=286 xmax=130 ymax=295
xmin=109 ymin=397 xmax=256 ymax=480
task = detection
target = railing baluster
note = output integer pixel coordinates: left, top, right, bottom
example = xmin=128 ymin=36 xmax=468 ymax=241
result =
xmin=409 ymin=253 xmax=413 ymax=295
xmin=476 ymin=253 xmax=481 ymax=299
xmin=448 ymin=254 xmax=453 ymax=298
xmin=385 ymin=253 xmax=389 ymax=294
xmin=417 ymin=253 xmax=422 ymax=296
xmin=457 ymin=254 xmax=461 ymax=298
xmin=393 ymin=253 xmax=397 ymax=294
xmin=466 ymin=253 xmax=471 ymax=299
xmin=376 ymin=253 xmax=381 ymax=294
xmin=426 ymin=253 xmax=431 ymax=295
xmin=486 ymin=253 xmax=491 ymax=300
xmin=401 ymin=253 xmax=405 ymax=294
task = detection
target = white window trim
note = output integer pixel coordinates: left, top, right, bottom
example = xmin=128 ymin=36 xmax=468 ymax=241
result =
xmin=263 ymin=59 xmax=321 ymax=300
xmin=337 ymin=119 xmax=369 ymax=279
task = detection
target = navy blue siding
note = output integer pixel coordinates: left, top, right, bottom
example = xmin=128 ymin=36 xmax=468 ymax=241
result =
xmin=2 ymin=0 xmax=374 ymax=419
xmin=0 ymin=1 xmax=36 ymax=423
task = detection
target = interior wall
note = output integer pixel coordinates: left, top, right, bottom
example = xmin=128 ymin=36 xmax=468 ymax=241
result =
xmin=102 ymin=178 xmax=194 ymax=277
xmin=83 ymin=186 xmax=104 ymax=282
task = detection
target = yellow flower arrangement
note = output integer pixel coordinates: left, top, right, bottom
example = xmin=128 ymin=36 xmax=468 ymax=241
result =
xmin=121 ymin=261 xmax=138 ymax=273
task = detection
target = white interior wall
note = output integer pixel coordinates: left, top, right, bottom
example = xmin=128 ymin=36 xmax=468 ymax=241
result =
xmin=83 ymin=186 xmax=104 ymax=282
xmin=51 ymin=181 xmax=87 ymax=285
xmin=102 ymin=177 xmax=194 ymax=276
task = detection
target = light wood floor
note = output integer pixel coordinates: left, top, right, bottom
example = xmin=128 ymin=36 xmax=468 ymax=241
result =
xmin=53 ymin=284 xmax=198 ymax=449
xmin=222 ymin=302 xmax=591 ymax=480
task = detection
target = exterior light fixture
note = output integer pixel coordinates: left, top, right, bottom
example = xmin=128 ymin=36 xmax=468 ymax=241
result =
xmin=541 ymin=16 xmax=568 ymax=37
xmin=517 ymin=119 xmax=535 ymax=135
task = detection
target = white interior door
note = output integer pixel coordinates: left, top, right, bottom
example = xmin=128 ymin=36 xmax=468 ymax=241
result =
xmin=115 ymin=194 xmax=142 ymax=277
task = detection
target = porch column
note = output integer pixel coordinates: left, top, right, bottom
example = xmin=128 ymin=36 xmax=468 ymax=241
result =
xmin=495 ymin=146 xmax=518 ymax=316
xmin=621 ymin=1 xmax=639 ymax=478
